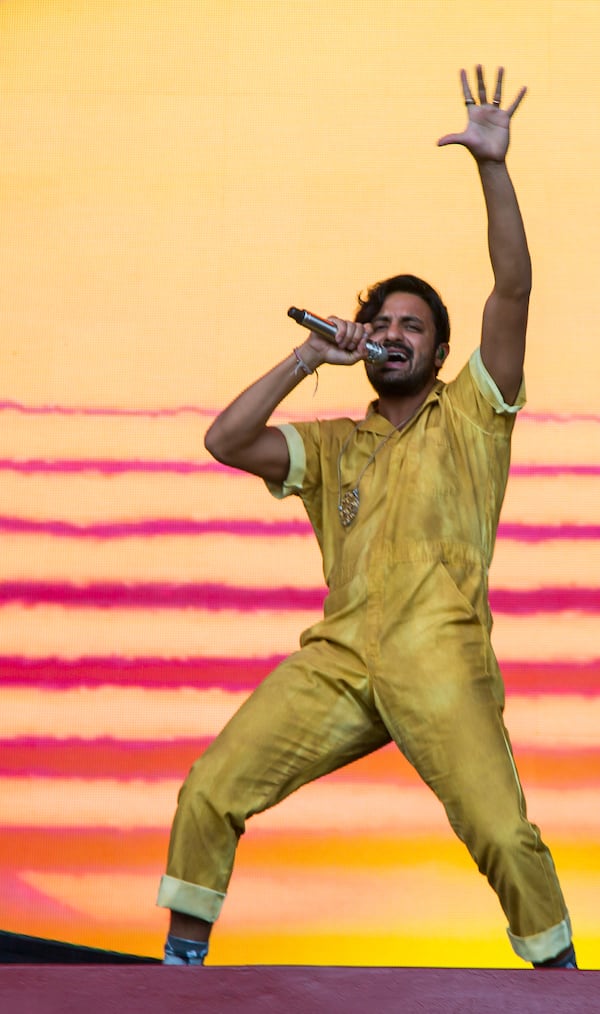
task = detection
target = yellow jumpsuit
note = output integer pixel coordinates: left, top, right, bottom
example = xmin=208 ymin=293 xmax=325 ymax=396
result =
xmin=157 ymin=350 xmax=571 ymax=963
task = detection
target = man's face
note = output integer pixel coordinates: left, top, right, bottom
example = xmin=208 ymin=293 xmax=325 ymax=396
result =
xmin=365 ymin=291 xmax=442 ymax=397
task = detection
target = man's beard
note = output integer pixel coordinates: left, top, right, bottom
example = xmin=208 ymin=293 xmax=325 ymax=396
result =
xmin=365 ymin=351 xmax=437 ymax=397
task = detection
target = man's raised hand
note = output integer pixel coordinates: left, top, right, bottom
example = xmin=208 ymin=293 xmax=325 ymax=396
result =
xmin=437 ymin=66 xmax=526 ymax=163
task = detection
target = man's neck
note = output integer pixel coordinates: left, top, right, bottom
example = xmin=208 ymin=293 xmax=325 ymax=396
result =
xmin=374 ymin=378 xmax=437 ymax=428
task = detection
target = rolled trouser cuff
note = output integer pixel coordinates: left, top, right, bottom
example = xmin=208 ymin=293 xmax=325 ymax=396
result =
xmin=156 ymin=874 xmax=225 ymax=923
xmin=507 ymin=914 xmax=572 ymax=963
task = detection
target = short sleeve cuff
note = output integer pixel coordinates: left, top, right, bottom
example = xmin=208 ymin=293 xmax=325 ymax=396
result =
xmin=469 ymin=348 xmax=526 ymax=414
xmin=264 ymin=423 xmax=306 ymax=499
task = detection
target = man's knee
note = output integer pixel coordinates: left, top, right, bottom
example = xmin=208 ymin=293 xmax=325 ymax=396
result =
xmin=450 ymin=794 xmax=534 ymax=865
xmin=177 ymin=757 xmax=245 ymax=835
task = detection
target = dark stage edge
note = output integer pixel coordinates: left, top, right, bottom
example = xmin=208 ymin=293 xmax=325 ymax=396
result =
xmin=0 ymin=929 xmax=159 ymax=964
xmin=0 ymin=965 xmax=598 ymax=1014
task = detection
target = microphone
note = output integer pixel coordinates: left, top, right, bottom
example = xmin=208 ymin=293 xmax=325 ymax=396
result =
xmin=287 ymin=306 xmax=388 ymax=364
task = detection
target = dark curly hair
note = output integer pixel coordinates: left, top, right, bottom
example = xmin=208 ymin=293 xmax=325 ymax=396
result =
xmin=355 ymin=274 xmax=450 ymax=348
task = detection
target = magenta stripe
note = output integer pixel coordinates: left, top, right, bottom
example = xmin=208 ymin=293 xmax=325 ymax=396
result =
xmin=0 ymin=401 xmax=331 ymax=424
xmin=3 ymin=737 xmax=595 ymax=782
xmin=497 ymin=523 xmax=600 ymax=542
xmin=1 ymin=456 xmax=599 ymax=478
xmin=0 ymin=581 xmax=599 ymax=613
xmin=0 ymin=736 xmax=212 ymax=779
xmin=0 ymin=400 xmax=213 ymax=418
xmin=2 ymin=655 xmax=600 ymax=693
xmin=1 ymin=516 xmax=598 ymax=541
xmin=6 ymin=459 xmax=600 ymax=479
xmin=521 ymin=410 xmax=600 ymax=423
xmin=0 ymin=655 xmax=284 ymax=689
xmin=0 ymin=581 xmax=326 ymax=609
xmin=0 ymin=458 xmax=229 ymax=475
xmin=510 ymin=464 xmax=600 ymax=476
xmin=491 ymin=587 xmax=600 ymax=613
xmin=3 ymin=400 xmax=600 ymax=425
xmin=0 ymin=516 xmax=311 ymax=538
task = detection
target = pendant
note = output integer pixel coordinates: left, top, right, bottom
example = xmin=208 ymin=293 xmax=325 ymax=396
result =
xmin=338 ymin=488 xmax=360 ymax=527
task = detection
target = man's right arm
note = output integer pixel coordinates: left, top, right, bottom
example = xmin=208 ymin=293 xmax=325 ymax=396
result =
xmin=204 ymin=345 xmax=319 ymax=485
xmin=204 ymin=320 xmax=371 ymax=484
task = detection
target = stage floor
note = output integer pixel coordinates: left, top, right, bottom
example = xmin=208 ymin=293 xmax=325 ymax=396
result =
xmin=0 ymin=965 xmax=597 ymax=1014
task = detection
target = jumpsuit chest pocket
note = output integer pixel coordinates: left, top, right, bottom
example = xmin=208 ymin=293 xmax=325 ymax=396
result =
xmin=401 ymin=431 xmax=459 ymax=501
xmin=386 ymin=431 xmax=463 ymax=543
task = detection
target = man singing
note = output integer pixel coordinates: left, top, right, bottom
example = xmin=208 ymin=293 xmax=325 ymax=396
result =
xmin=158 ymin=66 xmax=576 ymax=969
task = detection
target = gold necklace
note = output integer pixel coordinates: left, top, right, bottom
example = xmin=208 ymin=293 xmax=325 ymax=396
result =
xmin=336 ymin=406 xmax=420 ymax=528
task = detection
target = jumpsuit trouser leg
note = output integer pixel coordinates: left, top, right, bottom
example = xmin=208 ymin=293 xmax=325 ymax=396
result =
xmin=373 ymin=667 xmax=571 ymax=961
xmin=157 ymin=640 xmax=391 ymax=922
xmin=158 ymin=564 xmax=572 ymax=963
xmin=369 ymin=559 xmax=571 ymax=963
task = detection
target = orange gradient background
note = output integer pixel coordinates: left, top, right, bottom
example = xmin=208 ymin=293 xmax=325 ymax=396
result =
xmin=0 ymin=1 xmax=599 ymax=969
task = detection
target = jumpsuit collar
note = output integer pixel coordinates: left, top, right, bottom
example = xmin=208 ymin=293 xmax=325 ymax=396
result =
xmin=359 ymin=380 xmax=445 ymax=436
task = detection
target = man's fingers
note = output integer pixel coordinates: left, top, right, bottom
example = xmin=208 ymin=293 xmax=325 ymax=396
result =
xmin=506 ymin=85 xmax=527 ymax=117
xmin=476 ymin=64 xmax=487 ymax=105
xmin=462 ymin=65 xmax=525 ymax=115
xmin=460 ymin=68 xmax=475 ymax=105
xmin=492 ymin=67 xmax=504 ymax=107
xmin=437 ymin=132 xmax=465 ymax=148
xmin=329 ymin=318 xmax=368 ymax=348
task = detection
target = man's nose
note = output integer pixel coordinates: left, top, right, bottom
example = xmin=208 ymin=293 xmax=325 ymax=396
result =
xmin=383 ymin=321 xmax=402 ymax=341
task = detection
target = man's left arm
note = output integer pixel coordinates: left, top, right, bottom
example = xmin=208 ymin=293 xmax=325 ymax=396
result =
xmin=439 ymin=66 xmax=530 ymax=405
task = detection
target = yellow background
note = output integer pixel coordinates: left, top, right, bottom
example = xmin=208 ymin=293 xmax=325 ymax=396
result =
xmin=0 ymin=0 xmax=599 ymax=969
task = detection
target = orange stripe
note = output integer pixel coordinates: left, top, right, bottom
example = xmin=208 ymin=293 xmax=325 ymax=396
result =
xmin=1 ymin=777 xmax=599 ymax=835
xmin=0 ymin=828 xmax=165 ymax=869
xmin=3 ymin=688 xmax=599 ymax=746
xmin=326 ymin=745 xmax=600 ymax=789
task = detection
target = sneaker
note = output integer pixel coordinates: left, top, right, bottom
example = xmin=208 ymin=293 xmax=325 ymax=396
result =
xmin=163 ymin=937 xmax=208 ymax=966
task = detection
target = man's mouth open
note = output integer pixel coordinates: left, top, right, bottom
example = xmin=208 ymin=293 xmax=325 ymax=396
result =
xmin=384 ymin=346 xmax=412 ymax=365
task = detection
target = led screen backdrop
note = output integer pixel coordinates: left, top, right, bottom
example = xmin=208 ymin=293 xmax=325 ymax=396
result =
xmin=0 ymin=1 xmax=599 ymax=968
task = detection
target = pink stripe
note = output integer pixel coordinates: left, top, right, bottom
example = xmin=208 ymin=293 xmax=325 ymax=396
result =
xmin=1 ymin=455 xmax=599 ymax=478
xmin=0 ymin=581 xmax=326 ymax=609
xmin=0 ymin=400 xmax=212 ymax=418
xmin=491 ymin=587 xmax=600 ymax=613
xmin=497 ymin=523 xmax=600 ymax=541
xmin=0 ymin=736 xmax=211 ymax=779
xmin=521 ymin=410 xmax=600 ymax=423
xmin=0 ymin=872 xmax=74 ymax=917
xmin=3 ymin=400 xmax=600 ymax=424
xmin=0 ymin=458 xmax=228 ymax=475
xmin=510 ymin=464 xmax=600 ymax=476
xmin=0 ymin=516 xmax=311 ymax=538
xmin=3 ymin=737 xmax=598 ymax=781
xmin=1 ymin=581 xmax=600 ymax=613
xmin=2 ymin=655 xmax=600 ymax=694
xmin=0 ymin=655 xmax=284 ymax=689
xmin=501 ymin=661 xmax=600 ymax=695
xmin=0 ymin=514 xmax=598 ymax=542
xmin=0 ymin=401 xmax=339 ymax=423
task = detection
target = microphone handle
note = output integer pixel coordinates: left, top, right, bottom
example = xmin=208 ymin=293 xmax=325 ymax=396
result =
xmin=287 ymin=307 xmax=388 ymax=364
